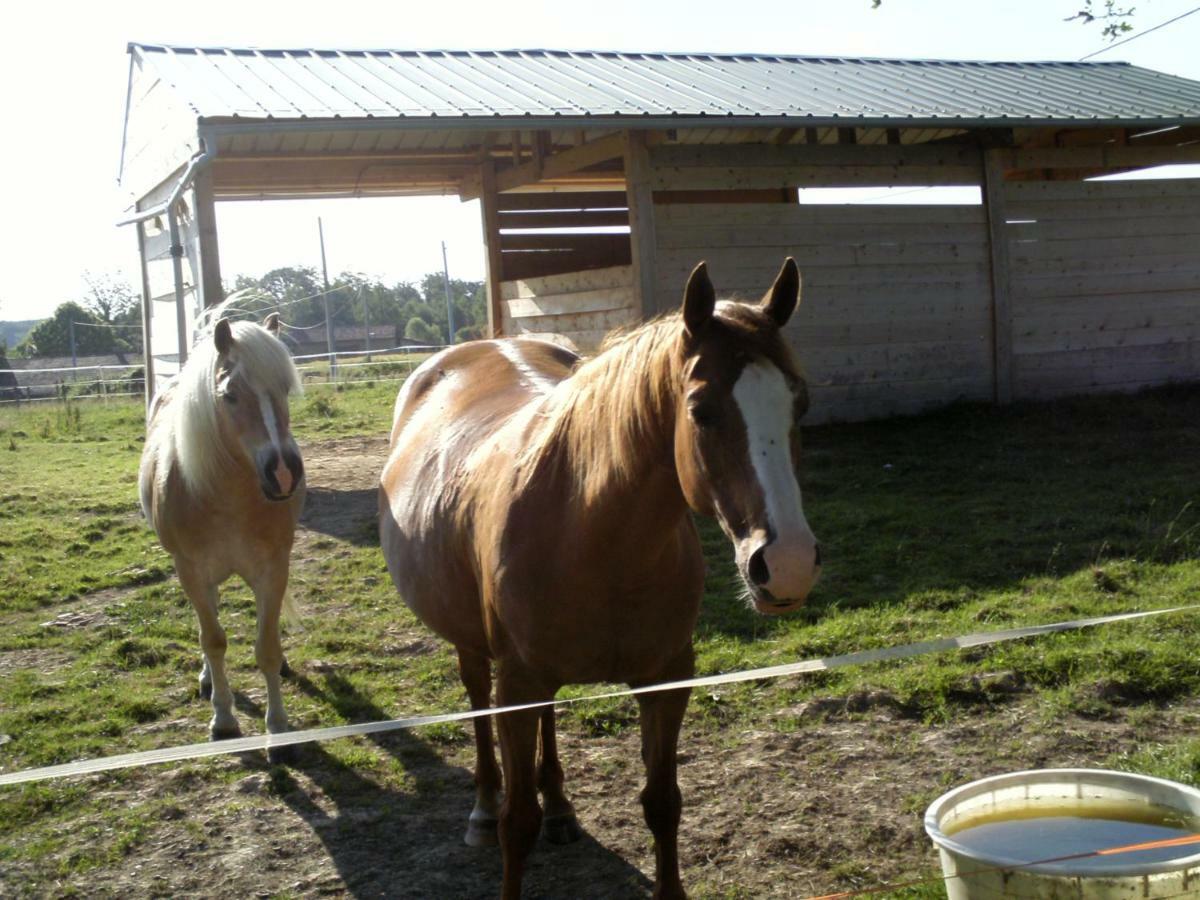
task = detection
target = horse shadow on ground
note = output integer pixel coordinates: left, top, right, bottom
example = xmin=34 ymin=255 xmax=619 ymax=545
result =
xmin=299 ymin=487 xmax=379 ymax=547
xmin=238 ymin=672 xmax=652 ymax=899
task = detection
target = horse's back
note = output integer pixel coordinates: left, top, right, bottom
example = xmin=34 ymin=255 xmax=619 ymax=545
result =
xmin=390 ymin=339 xmax=576 ymax=441
xmin=380 ymin=338 xmax=578 ymax=651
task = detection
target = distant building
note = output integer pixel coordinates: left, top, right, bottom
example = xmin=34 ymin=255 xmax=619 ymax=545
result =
xmin=283 ymin=324 xmax=403 ymax=356
xmin=4 ymin=354 xmax=138 ymax=401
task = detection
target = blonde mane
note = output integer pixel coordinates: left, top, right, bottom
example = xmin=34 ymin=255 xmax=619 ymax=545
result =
xmin=525 ymin=315 xmax=684 ymax=502
xmin=155 ymin=320 xmax=302 ymax=499
xmin=523 ymin=298 xmax=800 ymax=503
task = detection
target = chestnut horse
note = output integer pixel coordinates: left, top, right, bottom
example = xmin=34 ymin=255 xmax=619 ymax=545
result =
xmin=139 ymin=312 xmax=305 ymax=763
xmin=379 ymin=259 xmax=820 ymax=898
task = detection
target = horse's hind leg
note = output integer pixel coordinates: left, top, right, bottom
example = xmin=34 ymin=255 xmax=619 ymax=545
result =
xmin=178 ymin=564 xmax=240 ymax=740
xmin=496 ymin=662 xmax=549 ymax=900
xmin=250 ymin=562 xmax=293 ymax=764
xmin=636 ymin=648 xmax=694 ymax=900
xmin=538 ymin=707 xmax=582 ymax=844
xmin=458 ymin=649 xmax=502 ymax=846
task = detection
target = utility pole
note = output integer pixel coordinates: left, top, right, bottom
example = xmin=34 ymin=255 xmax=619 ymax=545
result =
xmin=441 ymin=241 xmax=455 ymax=345
xmin=362 ymin=286 xmax=371 ymax=361
xmin=69 ymin=320 xmax=77 ymax=369
xmin=317 ymin=217 xmax=337 ymax=381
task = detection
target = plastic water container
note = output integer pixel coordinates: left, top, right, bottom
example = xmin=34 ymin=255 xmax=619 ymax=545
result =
xmin=924 ymin=768 xmax=1200 ymax=899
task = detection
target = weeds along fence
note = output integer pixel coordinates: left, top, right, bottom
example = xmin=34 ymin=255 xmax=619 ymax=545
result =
xmin=0 ymin=344 xmax=446 ymax=406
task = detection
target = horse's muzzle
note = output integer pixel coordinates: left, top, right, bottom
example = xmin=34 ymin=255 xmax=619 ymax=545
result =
xmin=751 ymin=588 xmax=807 ymax=616
xmin=259 ymin=448 xmax=304 ymax=501
xmin=743 ymin=540 xmax=821 ymax=614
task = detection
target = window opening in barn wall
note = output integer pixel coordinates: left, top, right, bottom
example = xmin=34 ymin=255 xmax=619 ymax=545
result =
xmin=1087 ymin=163 xmax=1200 ymax=182
xmin=796 ymin=186 xmax=983 ymax=206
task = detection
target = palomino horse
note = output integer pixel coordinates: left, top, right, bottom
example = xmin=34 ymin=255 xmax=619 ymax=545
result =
xmin=379 ymin=259 xmax=820 ymax=898
xmin=139 ymin=312 xmax=305 ymax=763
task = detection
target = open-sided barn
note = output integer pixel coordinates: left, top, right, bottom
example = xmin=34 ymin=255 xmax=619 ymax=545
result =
xmin=119 ymin=45 xmax=1200 ymax=421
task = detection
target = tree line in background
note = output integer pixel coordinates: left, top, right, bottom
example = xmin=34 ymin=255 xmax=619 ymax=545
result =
xmin=9 ymin=274 xmax=144 ymax=361
xmin=231 ymin=266 xmax=487 ymax=348
xmin=7 ymin=267 xmax=486 ymax=359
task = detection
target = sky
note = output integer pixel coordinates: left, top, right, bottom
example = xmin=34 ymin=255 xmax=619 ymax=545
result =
xmin=1 ymin=0 xmax=1199 ymax=321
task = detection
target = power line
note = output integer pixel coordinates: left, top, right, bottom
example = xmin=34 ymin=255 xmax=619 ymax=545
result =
xmin=1079 ymin=4 xmax=1200 ymax=60
xmin=70 ymin=320 xmax=142 ymax=330
xmin=843 ymin=185 xmax=937 ymax=205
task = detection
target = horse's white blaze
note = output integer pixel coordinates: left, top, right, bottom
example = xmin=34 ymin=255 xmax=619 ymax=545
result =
xmin=256 ymin=388 xmax=292 ymax=495
xmin=732 ymin=360 xmax=819 ymax=600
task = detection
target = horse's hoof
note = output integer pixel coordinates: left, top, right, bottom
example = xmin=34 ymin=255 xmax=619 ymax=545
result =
xmin=542 ymin=813 xmax=583 ymax=845
xmin=280 ymin=657 xmax=294 ymax=678
xmin=199 ymin=681 xmax=213 ymax=701
xmin=464 ymin=816 xmax=499 ymax=847
xmin=267 ymin=743 xmax=297 ymax=766
xmin=210 ymin=721 xmax=241 ymax=741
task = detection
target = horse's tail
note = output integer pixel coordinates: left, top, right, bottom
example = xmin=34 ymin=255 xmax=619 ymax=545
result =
xmin=280 ymin=589 xmax=303 ymax=630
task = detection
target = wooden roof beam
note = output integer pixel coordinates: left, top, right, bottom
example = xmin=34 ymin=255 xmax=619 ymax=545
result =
xmin=461 ymin=132 xmax=626 ymax=200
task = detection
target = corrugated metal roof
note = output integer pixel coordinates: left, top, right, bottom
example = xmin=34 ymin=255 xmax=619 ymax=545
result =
xmin=129 ymin=44 xmax=1200 ymax=127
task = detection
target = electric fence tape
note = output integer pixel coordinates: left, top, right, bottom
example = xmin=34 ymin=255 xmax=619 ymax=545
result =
xmin=1 ymin=604 xmax=1195 ymax=787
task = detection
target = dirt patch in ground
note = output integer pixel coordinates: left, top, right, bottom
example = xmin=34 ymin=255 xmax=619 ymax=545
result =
xmin=0 ymin=648 xmax=72 ymax=679
xmin=0 ymin=585 xmax=145 ymax=678
xmin=295 ymin=436 xmax=390 ymax=552
xmin=7 ymin=697 xmax=1193 ymax=899
xmin=6 ymin=435 xmax=1193 ymax=898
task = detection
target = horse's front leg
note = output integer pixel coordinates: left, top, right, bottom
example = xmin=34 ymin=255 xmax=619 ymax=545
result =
xmin=458 ymin=649 xmax=503 ymax=846
xmin=177 ymin=563 xmax=240 ymax=740
xmin=636 ymin=646 xmax=694 ymax=900
xmin=249 ymin=559 xmax=293 ymax=764
xmin=495 ymin=661 xmax=550 ymax=900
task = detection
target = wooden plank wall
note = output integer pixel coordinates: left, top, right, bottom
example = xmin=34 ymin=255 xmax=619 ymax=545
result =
xmin=654 ymin=202 xmax=994 ymax=423
xmin=1006 ymin=178 xmax=1200 ymax=399
xmin=500 ymin=265 xmax=636 ymax=352
xmin=497 ymin=191 xmax=631 ymax=282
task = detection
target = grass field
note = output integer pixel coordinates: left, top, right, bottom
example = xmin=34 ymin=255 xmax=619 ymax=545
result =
xmin=2 ymin=380 xmax=1199 ymax=897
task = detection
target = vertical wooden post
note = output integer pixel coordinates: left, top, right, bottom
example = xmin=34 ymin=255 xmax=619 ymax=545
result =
xmin=192 ymin=167 xmax=224 ymax=310
xmin=478 ymin=161 xmax=506 ymax=338
xmin=624 ymin=130 xmax=659 ymax=319
xmin=982 ymin=149 xmax=1014 ymax=405
xmin=532 ymin=130 xmax=551 ymax=181
xmin=135 ymin=218 xmax=155 ymax=410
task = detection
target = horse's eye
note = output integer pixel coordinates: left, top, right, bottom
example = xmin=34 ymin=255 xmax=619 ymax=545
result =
xmin=689 ymin=402 xmax=719 ymax=428
xmin=222 ymin=391 xmax=238 ymax=405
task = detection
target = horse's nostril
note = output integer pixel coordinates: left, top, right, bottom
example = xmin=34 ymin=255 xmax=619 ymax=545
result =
xmin=748 ymin=546 xmax=770 ymax=586
xmin=813 ymin=544 xmax=822 ymax=568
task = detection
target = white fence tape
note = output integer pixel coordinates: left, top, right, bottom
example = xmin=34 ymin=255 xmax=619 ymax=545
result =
xmin=1 ymin=605 xmax=1193 ymax=787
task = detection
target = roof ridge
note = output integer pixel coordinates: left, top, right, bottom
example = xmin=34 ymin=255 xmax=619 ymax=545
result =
xmin=126 ymin=43 xmax=1134 ymax=68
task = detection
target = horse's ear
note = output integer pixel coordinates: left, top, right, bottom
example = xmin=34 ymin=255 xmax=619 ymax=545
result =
xmin=761 ymin=257 xmax=800 ymax=328
xmin=264 ymin=312 xmax=281 ymax=336
xmin=682 ymin=261 xmax=716 ymax=337
xmin=214 ymin=319 xmax=234 ymax=356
